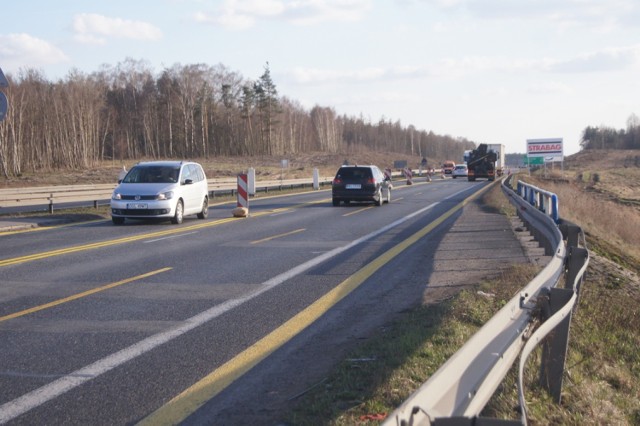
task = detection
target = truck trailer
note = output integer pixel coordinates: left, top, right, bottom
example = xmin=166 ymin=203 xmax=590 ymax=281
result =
xmin=465 ymin=144 xmax=497 ymax=181
xmin=486 ymin=143 xmax=505 ymax=176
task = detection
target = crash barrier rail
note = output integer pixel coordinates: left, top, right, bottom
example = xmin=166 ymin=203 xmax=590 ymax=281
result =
xmin=0 ymin=169 xmax=423 ymax=213
xmin=384 ymin=174 xmax=589 ymax=426
xmin=516 ymin=180 xmax=559 ymax=224
xmin=0 ymin=177 xmax=333 ymax=213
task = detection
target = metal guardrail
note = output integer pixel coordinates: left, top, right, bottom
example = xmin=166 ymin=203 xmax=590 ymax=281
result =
xmin=516 ymin=180 xmax=560 ymax=223
xmin=0 ymin=170 xmax=420 ymax=213
xmin=0 ymin=177 xmax=335 ymax=213
xmin=384 ymin=174 xmax=589 ymax=426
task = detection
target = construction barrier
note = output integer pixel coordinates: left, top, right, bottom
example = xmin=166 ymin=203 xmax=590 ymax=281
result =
xmin=232 ymin=173 xmax=249 ymax=217
xmin=404 ymin=168 xmax=413 ymax=185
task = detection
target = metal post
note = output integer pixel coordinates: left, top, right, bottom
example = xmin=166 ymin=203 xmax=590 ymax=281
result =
xmin=559 ymin=223 xmax=580 ymax=249
xmin=539 ymin=287 xmax=574 ymax=404
xmin=551 ymin=194 xmax=559 ymax=223
xmin=565 ymin=247 xmax=588 ymax=292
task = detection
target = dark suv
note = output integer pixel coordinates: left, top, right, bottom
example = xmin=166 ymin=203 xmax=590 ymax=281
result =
xmin=331 ymin=165 xmax=392 ymax=206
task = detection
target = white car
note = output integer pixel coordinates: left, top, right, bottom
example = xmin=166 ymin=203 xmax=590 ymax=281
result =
xmin=452 ymin=164 xmax=468 ymax=178
xmin=110 ymin=161 xmax=209 ymax=225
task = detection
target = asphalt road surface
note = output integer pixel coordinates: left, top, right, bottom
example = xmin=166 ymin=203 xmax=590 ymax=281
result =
xmin=0 ymin=178 xmax=528 ymax=425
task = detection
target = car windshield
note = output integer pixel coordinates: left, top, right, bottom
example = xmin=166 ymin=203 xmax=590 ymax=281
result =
xmin=123 ymin=165 xmax=180 ymax=184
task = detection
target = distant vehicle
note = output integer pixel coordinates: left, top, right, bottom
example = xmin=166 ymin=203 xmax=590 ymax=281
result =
xmin=466 ymin=144 xmax=497 ymax=181
xmin=486 ymin=144 xmax=506 ymax=176
xmin=331 ymin=165 xmax=392 ymax=206
xmin=110 ymin=161 xmax=209 ymax=225
xmin=452 ymin=164 xmax=468 ymax=178
xmin=442 ymin=161 xmax=456 ymax=174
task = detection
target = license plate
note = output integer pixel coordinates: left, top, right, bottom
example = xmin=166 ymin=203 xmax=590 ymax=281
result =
xmin=127 ymin=203 xmax=148 ymax=209
xmin=345 ymin=184 xmax=361 ymax=189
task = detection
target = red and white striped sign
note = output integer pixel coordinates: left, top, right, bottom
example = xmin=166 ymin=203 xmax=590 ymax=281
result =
xmin=404 ymin=168 xmax=413 ymax=185
xmin=237 ymin=173 xmax=248 ymax=208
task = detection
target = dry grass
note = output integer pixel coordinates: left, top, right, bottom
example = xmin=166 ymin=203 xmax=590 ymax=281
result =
xmin=521 ymin=151 xmax=640 ymax=271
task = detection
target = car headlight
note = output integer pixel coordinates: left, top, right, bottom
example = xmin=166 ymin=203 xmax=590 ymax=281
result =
xmin=157 ymin=191 xmax=174 ymax=201
xmin=112 ymin=192 xmax=122 ymax=200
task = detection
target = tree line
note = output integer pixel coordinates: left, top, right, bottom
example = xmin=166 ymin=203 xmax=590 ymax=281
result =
xmin=580 ymin=114 xmax=640 ymax=150
xmin=0 ymin=59 xmax=476 ymax=178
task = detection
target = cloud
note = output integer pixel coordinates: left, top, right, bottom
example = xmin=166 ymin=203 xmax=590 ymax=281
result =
xmin=194 ymin=0 xmax=371 ymax=29
xmin=546 ymin=45 xmax=640 ymax=73
xmin=285 ymin=0 xmax=373 ymax=25
xmin=0 ymin=33 xmax=69 ymax=71
xmin=289 ymin=44 xmax=640 ymax=87
xmin=525 ymin=80 xmax=572 ymax=95
xmin=423 ymin=0 xmax=640 ymax=30
xmin=72 ymin=13 xmax=162 ymax=44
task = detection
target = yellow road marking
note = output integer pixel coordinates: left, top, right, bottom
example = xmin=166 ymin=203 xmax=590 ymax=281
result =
xmin=0 ymin=219 xmax=109 ymax=236
xmin=250 ymin=228 xmax=306 ymax=245
xmin=0 ymin=267 xmax=172 ymax=323
xmin=0 ymin=199 xmax=331 ymax=268
xmin=0 ymin=218 xmax=235 ymax=268
xmin=139 ymin=181 xmax=495 ymax=425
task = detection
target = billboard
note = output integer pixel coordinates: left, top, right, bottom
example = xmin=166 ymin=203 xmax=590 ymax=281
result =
xmin=526 ymin=138 xmax=563 ymax=162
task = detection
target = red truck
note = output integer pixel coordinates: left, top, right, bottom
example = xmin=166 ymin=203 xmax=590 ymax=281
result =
xmin=442 ymin=160 xmax=455 ymax=175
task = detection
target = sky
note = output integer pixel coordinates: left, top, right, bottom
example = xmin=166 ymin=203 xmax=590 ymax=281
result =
xmin=1 ymin=0 xmax=640 ymax=157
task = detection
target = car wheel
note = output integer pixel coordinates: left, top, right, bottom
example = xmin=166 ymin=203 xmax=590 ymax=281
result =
xmin=171 ymin=200 xmax=184 ymax=224
xmin=197 ymin=196 xmax=209 ymax=219
xmin=332 ymin=198 xmax=340 ymax=206
xmin=112 ymin=217 xmax=124 ymax=225
xmin=375 ymin=189 xmax=383 ymax=206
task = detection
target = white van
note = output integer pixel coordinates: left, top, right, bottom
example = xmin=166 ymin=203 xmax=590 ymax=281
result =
xmin=110 ymin=161 xmax=209 ymax=225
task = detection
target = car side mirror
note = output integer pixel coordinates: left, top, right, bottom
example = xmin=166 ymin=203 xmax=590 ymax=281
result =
xmin=184 ymin=179 xmax=194 ymax=185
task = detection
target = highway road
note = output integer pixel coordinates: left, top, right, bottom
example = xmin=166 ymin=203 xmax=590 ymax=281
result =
xmin=0 ymin=178 xmax=494 ymax=425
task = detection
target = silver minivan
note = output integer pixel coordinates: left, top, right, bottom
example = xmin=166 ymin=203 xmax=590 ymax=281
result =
xmin=110 ymin=161 xmax=209 ymax=225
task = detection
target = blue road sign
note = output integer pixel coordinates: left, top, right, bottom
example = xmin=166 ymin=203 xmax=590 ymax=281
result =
xmin=0 ymin=67 xmax=8 ymax=88
xmin=0 ymin=92 xmax=7 ymax=121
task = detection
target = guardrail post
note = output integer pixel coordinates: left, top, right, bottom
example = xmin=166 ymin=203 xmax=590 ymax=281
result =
xmin=551 ymin=194 xmax=559 ymax=223
xmin=48 ymin=193 xmax=54 ymax=214
xmin=559 ymin=223 xmax=580 ymax=248
xmin=565 ymin=247 xmax=588 ymax=293
xmin=539 ymin=287 xmax=575 ymax=404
